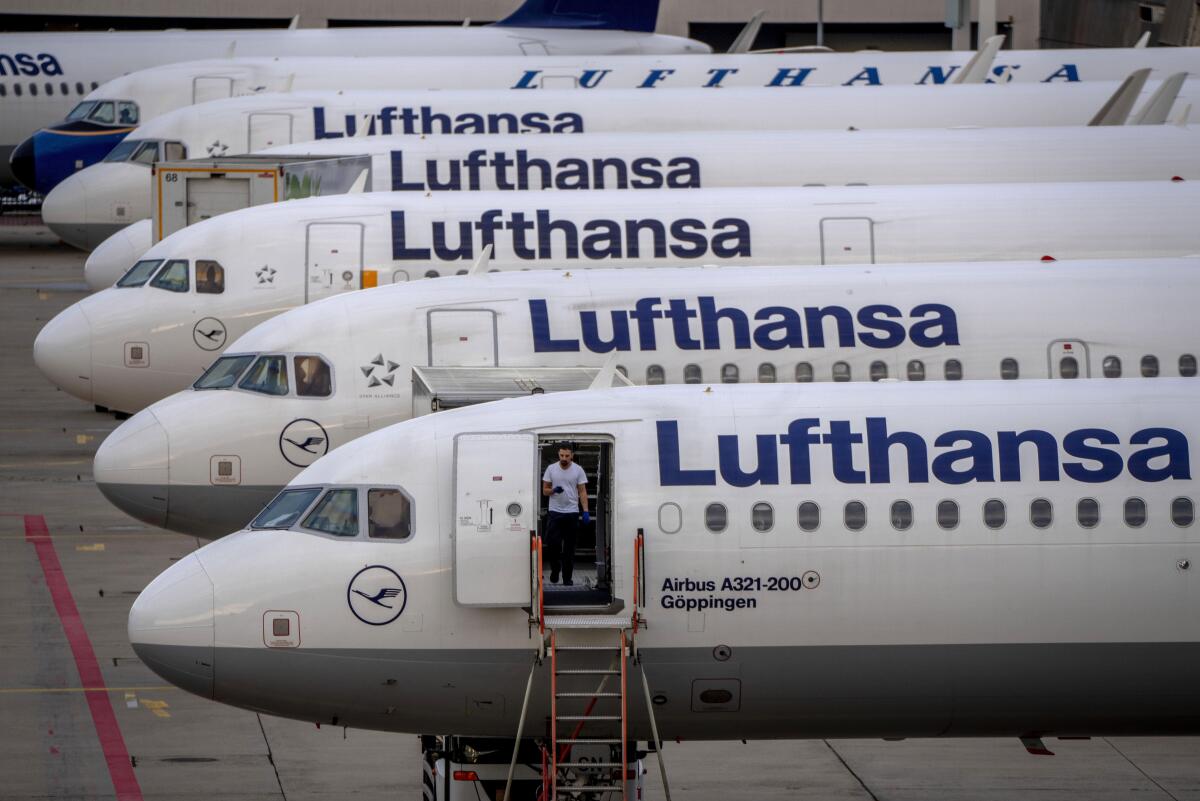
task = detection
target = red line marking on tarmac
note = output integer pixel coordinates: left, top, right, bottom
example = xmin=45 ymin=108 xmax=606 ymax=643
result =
xmin=25 ymin=514 xmax=143 ymax=801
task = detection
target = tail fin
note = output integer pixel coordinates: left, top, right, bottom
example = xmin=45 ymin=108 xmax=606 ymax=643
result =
xmin=493 ymin=0 xmax=661 ymax=31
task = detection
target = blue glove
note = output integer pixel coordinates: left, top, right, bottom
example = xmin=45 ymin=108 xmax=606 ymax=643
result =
xmin=552 ymin=486 xmax=564 ymax=494
xmin=582 ymin=511 xmax=591 ymax=524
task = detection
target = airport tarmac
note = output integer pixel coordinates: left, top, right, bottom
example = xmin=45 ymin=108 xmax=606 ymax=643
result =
xmin=3 ymin=231 xmax=1200 ymax=800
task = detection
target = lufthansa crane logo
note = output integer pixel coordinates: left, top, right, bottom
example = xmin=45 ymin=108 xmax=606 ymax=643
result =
xmin=192 ymin=317 xmax=227 ymax=351
xmin=278 ymin=418 xmax=329 ymax=467
xmin=347 ymin=565 xmax=407 ymax=625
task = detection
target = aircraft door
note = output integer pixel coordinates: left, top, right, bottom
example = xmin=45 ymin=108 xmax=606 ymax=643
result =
xmin=453 ymin=432 xmax=538 ymax=606
xmin=820 ymin=217 xmax=875 ymax=265
xmin=192 ymin=76 xmax=234 ymax=104
xmin=248 ymin=112 xmax=294 ymax=151
xmin=186 ymin=177 xmax=250 ymax=226
xmin=305 ymin=222 xmax=364 ymax=303
xmin=1048 ymin=340 xmax=1089 ymax=378
xmin=427 ymin=309 xmax=498 ymax=367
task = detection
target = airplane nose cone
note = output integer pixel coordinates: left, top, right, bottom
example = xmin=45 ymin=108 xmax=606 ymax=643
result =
xmin=42 ymin=174 xmax=93 ymax=251
xmin=9 ymin=136 xmax=35 ymax=191
xmin=95 ymin=409 xmax=169 ymax=528
xmin=128 ymin=552 xmax=215 ymax=699
xmin=33 ymin=303 xmax=93 ymax=403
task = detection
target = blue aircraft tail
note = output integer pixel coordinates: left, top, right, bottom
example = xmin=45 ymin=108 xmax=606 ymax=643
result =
xmin=493 ymin=0 xmax=660 ymax=32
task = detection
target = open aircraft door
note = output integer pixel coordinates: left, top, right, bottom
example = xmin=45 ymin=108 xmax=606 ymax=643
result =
xmin=454 ymin=432 xmax=539 ymax=606
xmin=192 ymin=76 xmax=234 ymax=104
xmin=820 ymin=217 xmax=875 ymax=265
xmin=427 ymin=310 xmax=498 ymax=367
xmin=305 ymin=222 xmax=363 ymax=303
xmin=1048 ymin=340 xmax=1090 ymax=378
xmin=248 ymin=112 xmax=294 ymax=151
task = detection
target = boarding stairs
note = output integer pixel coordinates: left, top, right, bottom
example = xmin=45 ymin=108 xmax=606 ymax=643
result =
xmin=506 ymin=530 xmax=666 ymax=801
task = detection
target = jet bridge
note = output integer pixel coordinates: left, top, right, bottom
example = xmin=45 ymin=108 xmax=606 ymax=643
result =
xmin=411 ymin=366 xmax=606 ymax=417
xmin=150 ymin=153 xmax=371 ymax=244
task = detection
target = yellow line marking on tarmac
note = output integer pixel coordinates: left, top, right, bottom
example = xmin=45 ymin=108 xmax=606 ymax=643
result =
xmin=141 ymin=699 xmax=171 ymax=718
xmin=0 ymin=685 xmax=178 ymax=694
xmin=75 ymin=434 xmax=95 ymax=444
xmin=75 ymin=543 xmax=105 ymax=552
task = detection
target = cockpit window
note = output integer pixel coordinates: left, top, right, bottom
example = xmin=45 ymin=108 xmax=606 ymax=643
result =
xmin=87 ymin=101 xmax=115 ymax=124
xmin=295 ymin=355 xmax=332 ymax=397
xmin=103 ymin=140 xmax=141 ymax=163
xmin=149 ymin=259 xmax=189 ymax=292
xmin=302 ymin=488 xmax=360 ymax=537
xmin=117 ymin=101 xmax=138 ymax=125
xmin=131 ymin=140 xmax=158 ymax=165
xmin=66 ymin=100 xmax=97 ymax=121
xmin=116 ymin=258 xmax=163 ymax=288
xmin=368 ymin=488 xmax=412 ymax=540
xmin=194 ymin=354 xmax=255 ymax=390
xmin=251 ymin=487 xmax=322 ymax=530
xmin=238 ymin=355 xmax=289 ymax=396
xmin=195 ymin=260 xmax=224 ymax=294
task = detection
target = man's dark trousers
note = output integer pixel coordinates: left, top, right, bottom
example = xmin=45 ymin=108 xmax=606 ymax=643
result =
xmin=545 ymin=510 xmax=579 ymax=583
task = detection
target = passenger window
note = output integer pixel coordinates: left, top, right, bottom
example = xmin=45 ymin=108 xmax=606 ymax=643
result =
xmin=239 ymin=355 xmax=289 ymax=396
xmin=684 ymin=364 xmax=702 ymax=384
xmin=1030 ymin=498 xmax=1053 ymax=529
xmin=294 ymin=356 xmax=332 ymax=397
xmin=423 ymin=269 xmax=439 ymax=279
xmin=797 ymin=502 xmax=820 ymax=532
xmin=251 ymin=487 xmax=322 ymax=529
xmin=890 ymin=500 xmax=913 ymax=531
xmin=937 ymin=499 xmax=959 ymax=530
xmin=1171 ymin=497 xmax=1194 ymax=527
xmin=367 ymin=488 xmax=411 ymax=539
xmin=795 ymin=362 xmax=814 ymax=383
xmin=869 ymin=361 xmax=887 ymax=381
xmin=12 ymin=83 xmax=20 ymax=96
xmin=149 ymin=259 xmax=189 ymax=292
xmin=757 ymin=363 xmax=776 ymax=383
xmin=1059 ymin=356 xmax=1079 ymax=379
xmin=721 ymin=364 xmax=739 ymax=384
xmin=658 ymin=502 xmax=682 ymax=534
xmin=906 ymin=360 xmax=925 ymax=381
xmin=0 ymin=85 xmax=5 ymax=97
xmin=844 ymin=501 xmax=866 ymax=531
xmin=75 ymin=82 xmax=84 ymax=94
xmin=194 ymin=354 xmax=255 ymax=390
xmin=303 ymin=489 xmax=359 ymax=537
xmin=615 ymin=365 xmax=628 ymax=377
xmin=1180 ymin=354 xmax=1197 ymax=377
xmin=1077 ymin=498 xmax=1100 ymax=528
xmin=944 ymin=359 xmax=963 ymax=381
xmin=832 ymin=361 xmax=851 ymax=382
xmin=751 ymin=502 xmax=773 ymax=532
xmin=1123 ymin=497 xmax=1147 ymax=528
xmin=44 ymin=82 xmax=52 ymax=95
xmin=704 ymin=503 xmax=727 ymax=533
xmin=29 ymin=82 xmax=36 ymax=96
xmin=117 ymin=101 xmax=139 ymax=124
xmin=455 ymin=269 xmax=468 ymax=276
xmin=1000 ymin=357 xmax=1019 ymax=380
xmin=983 ymin=499 xmax=1006 ymax=529
xmin=59 ymin=82 xmax=67 ymax=94
xmin=131 ymin=141 xmax=158 ymax=166
xmin=1102 ymin=356 xmax=1122 ymax=378
xmin=646 ymin=365 xmax=665 ymax=385
xmin=195 ymin=260 xmax=224 ymax=294
xmin=1141 ymin=355 xmax=1159 ymax=377
xmin=116 ymin=258 xmax=164 ymax=288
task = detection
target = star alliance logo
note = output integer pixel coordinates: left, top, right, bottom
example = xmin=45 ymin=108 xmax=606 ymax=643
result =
xmin=255 ymin=265 xmax=277 ymax=285
xmin=361 ymin=353 xmax=400 ymax=388
xmin=206 ymin=139 xmax=229 ymax=157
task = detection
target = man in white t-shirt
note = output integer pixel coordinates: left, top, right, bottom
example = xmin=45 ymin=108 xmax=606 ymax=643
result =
xmin=541 ymin=442 xmax=589 ymax=586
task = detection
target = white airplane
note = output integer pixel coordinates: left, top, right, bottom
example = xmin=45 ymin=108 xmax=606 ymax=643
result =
xmin=50 ymin=120 xmax=1200 ymax=253
xmin=91 ymin=258 xmax=1200 ymax=537
xmin=0 ymin=0 xmax=707 ymax=190
xmin=126 ymin=379 xmax=1200 ymax=763
xmin=34 ymin=181 xmax=1200 ymax=415
xmin=40 ymin=74 xmax=1193 ymax=250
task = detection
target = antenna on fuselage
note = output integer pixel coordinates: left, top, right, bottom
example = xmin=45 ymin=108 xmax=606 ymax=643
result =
xmin=467 ymin=244 xmax=493 ymax=276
